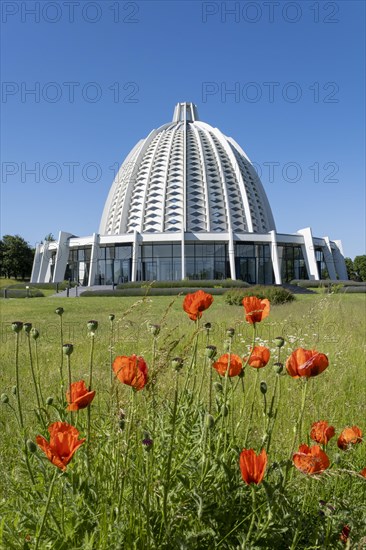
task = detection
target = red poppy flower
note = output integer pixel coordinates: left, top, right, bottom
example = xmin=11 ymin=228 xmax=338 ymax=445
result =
xmin=242 ymin=296 xmax=270 ymax=325
xmin=183 ymin=290 xmax=214 ymax=321
xmin=286 ymin=348 xmax=329 ymax=378
xmin=360 ymin=467 xmax=366 ymax=478
xmin=66 ymin=380 xmax=95 ymax=411
xmin=337 ymin=426 xmax=363 ymax=450
xmin=310 ymin=420 xmax=335 ymax=445
xmin=113 ymin=355 xmax=148 ymax=391
xmin=239 ymin=448 xmax=267 ymax=485
xmin=244 ymin=345 xmax=270 ymax=368
xmin=293 ymin=444 xmax=330 ymax=475
xmin=36 ymin=422 xmax=85 ymax=471
xmin=340 ymin=525 xmax=351 ymax=544
xmin=212 ymin=353 xmax=243 ymax=377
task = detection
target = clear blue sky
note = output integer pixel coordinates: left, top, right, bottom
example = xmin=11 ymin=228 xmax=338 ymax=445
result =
xmin=1 ymin=0 xmax=365 ymax=259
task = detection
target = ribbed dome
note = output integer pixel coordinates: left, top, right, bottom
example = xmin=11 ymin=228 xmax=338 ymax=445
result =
xmin=99 ymin=103 xmax=276 ymax=235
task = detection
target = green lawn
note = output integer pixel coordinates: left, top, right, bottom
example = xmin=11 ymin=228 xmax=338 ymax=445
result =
xmin=0 ymin=293 xmax=365 ymax=548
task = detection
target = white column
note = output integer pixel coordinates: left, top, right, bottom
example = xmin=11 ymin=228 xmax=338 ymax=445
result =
xmin=322 ymin=237 xmax=337 ymax=280
xmin=37 ymin=242 xmax=51 ymax=282
xmin=88 ymin=233 xmax=99 ymax=286
xmin=53 ymin=231 xmax=72 ymax=283
xmin=228 ymin=236 xmax=236 ymax=280
xmin=332 ymin=240 xmax=348 ymax=279
xmin=131 ymin=230 xmax=139 ymax=282
xmin=270 ymin=230 xmax=281 ymax=284
xmin=181 ymin=231 xmax=186 ymax=279
xmin=30 ymin=244 xmax=42 ymax=283
xmin=297 ymin=228 xmax=319 ymax=280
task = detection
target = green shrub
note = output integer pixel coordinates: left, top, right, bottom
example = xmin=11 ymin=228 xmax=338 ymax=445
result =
xmin=5 ymin=280 xmax=76 ymax=291
xmin=116 ymin=279 xmax=249 ymax=290
xmin=3 ymin=289 xmax=44 ymax=298
xmin=290 ymin=279 xmax=364 ymax=288
xmin=81 ymin=287 xmax=243 ymax=297
xmin=224 ymin=285 xmax=294 ymax=305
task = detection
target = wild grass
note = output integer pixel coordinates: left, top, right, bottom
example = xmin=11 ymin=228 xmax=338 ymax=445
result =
xmin=0 ymin=293 xmax=365 ymax=549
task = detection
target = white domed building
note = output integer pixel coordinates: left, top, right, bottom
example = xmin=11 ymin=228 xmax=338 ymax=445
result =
xmin=31 ymin=103 xmax=347 ymax=285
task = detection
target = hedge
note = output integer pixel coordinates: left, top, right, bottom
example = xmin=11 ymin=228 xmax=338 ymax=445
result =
xmin=116 ymin=279 xmax=249 ymax=290
xmin=224 ymin=285 xmax=295 ymax=306
xmin=3 ymin=289 xmax=45 ymax=299
xmin=80 ymin=287 xmax=247 ymax=297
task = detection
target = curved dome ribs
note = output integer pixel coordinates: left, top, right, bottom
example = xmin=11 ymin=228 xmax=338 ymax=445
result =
xmin=99 ymin=103 xmax=276 ymax=237
xmin=162 ymin=124 xmax=184 ymax=232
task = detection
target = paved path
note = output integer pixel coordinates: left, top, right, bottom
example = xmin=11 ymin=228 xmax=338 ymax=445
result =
xmin=50 ymin=285 xmax=113 ymax=297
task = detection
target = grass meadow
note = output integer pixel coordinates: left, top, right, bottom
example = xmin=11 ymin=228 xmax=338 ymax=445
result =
xmin=0 ymin=292 xmax=365 ymax=549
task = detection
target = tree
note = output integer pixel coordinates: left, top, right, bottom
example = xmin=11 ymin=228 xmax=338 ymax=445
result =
xmin=353 ymin=255 xmax=366 ymax=282
xmin=44 ymin=233 xmax=55 ymax=242
xmin=344 ymin=257 xmax=357 ymax=281
xmin=0 ymin=235 xmax=34 ymax=280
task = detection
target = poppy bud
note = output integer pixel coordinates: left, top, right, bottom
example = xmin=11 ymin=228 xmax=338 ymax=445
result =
xmin=204 ymin=322 xmax=212 ymax=331
xmin=46 ymin=397 xmax=54 ymax=406
xmin=149 ymin=324 xmax=161 ymax=336
xmin=27 ymin=439 xmax=37 ymax=453
xmin=205 ymin=345 xmax=217 ymax=359
xmin=31 ymin=328 xmax=39 ymax=340
xmin=12 ymin=386 xmax=17 ymax=395
xmin=23 ymin=323 xmax=32 ymax=334
xmin=172 ymin=357 xmax=183 ymax=371
xmin=205 ymin=414 xmax=215 ymax=429
xmin=273 ymin=362 xmax=284 ymax=375
xmin=221 ymin=404 xmax=229 ymax=417
xmin=62 ymin=343 xmax=74 ymax=356
xmin=226 ymin=328 xmax=235 ymax=338
xmin=55 ymin=307 xmax=64 ymax=316
xmin=11 ymin=322 xmax=23 ymax=333
xmin=109 ymin=314 xmax=115 ymax=322
xmin=214 ymin=382 xmax=223 ymax=393
xmin=260 ymin=381 xmax=267 ymax=394
xmin=1 ymin=393 xmax=9 ymax=404
xmin=87 ymin=320 xmax=98 ymax=332
xmin=274 ymin=336 xmax=285 ymax=348
xmin=142 ymin=438 xmax=153 ymax=451
xmin=333 ymin=453 xmax=341 ymax=465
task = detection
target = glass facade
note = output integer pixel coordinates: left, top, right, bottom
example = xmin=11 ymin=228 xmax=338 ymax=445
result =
xmin=65 ymin=247 xmax=92 ymax=285
xmin=279 ymin=245 xmax=308 ymax=282
xmin=137 ymin=243 xmax=182 ymax=281
xmin=95 ymin=245 xmax=132 ymax=285
xmin=315 ymin=248 xmax=329 ymax=279
xmin=185 ymin=242 xmax=228 ymax=280
xmin=235 ymin=243 xmax=273 ymax=284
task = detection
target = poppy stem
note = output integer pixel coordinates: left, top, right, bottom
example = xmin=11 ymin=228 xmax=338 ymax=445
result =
xmin=245 ymin=486 xmax=257 ymax=545
xmin=265 ymin=373 xmax=280 ymax=453
xmin=34 ymin=338 xmax=45 ymax=407
xmin=86 ymin=333 xmax=95 ymax=474
xmin=14 ymin=331 xmax=24 ymax=429
xmin=117 ymin=389 xmax=136 ymax=519
xmin=26 ymin=333 xmax=46 ymax=429
xmin=284 ymin=378 xmax=309 ymax=485
xmin=208 ymin=357 xmax=213 ymax=415
xmin=109 ymin=318 xmax=114 ymax=388
xmin=162 ymin=371 xmax=179 ymax=528
xmin=59 ymin=316 xmax=64 ymax=399
xmin=67 ymin=355 xmax=74 ymax=425
xmin=34 ymin=469 xmax=58 ymax=550
xmin=290 ymin=479 xmax=311 ymax=549
xmin=243 ymin=369 xmax=259 ymax=447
